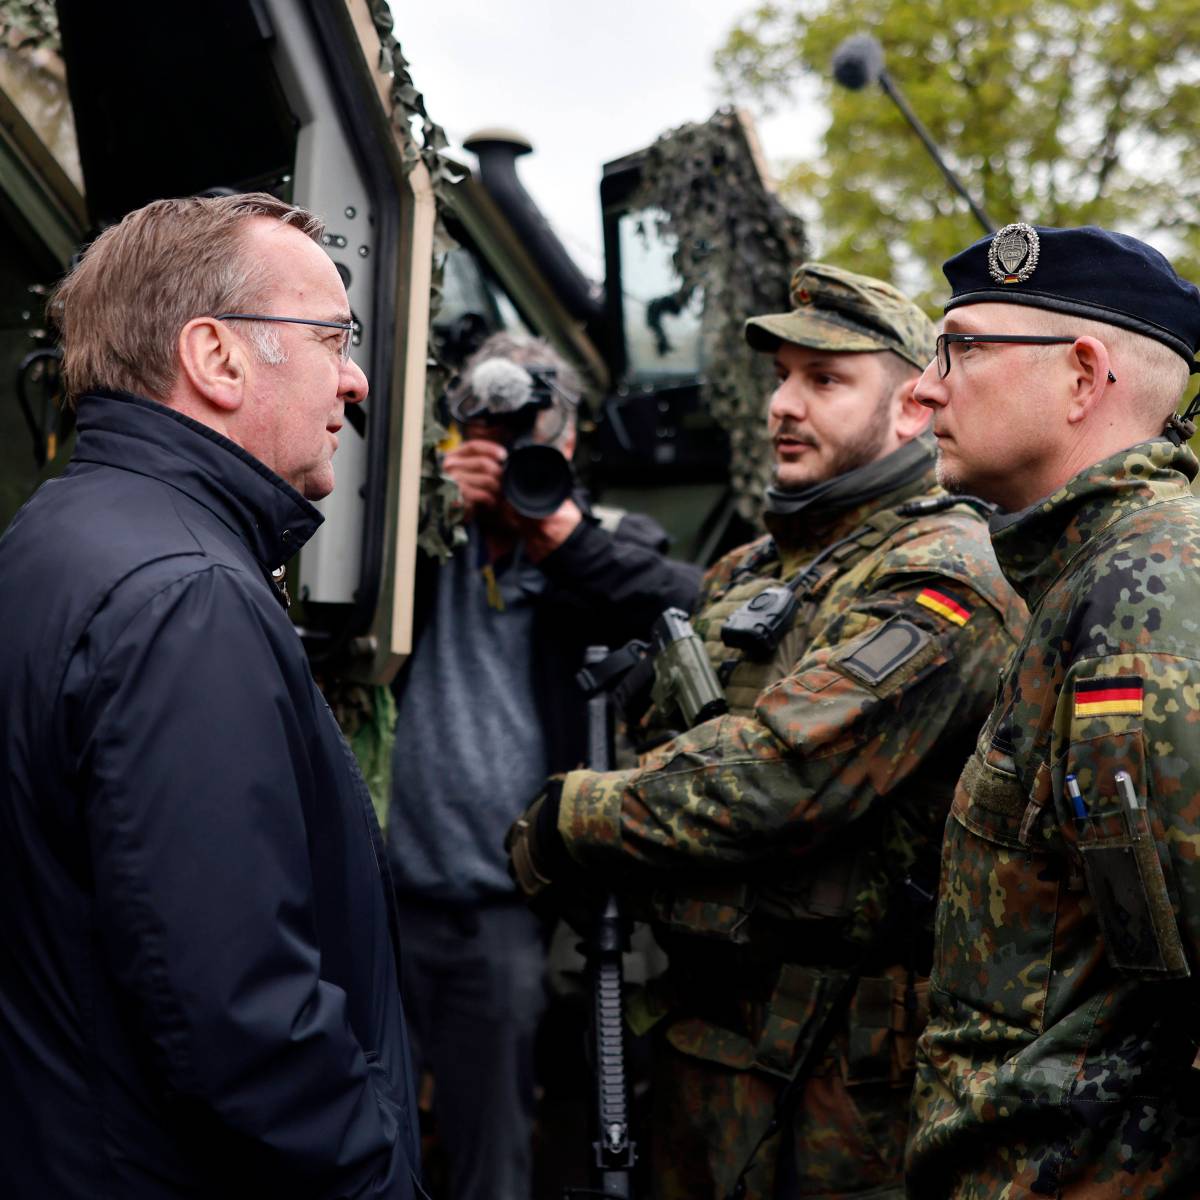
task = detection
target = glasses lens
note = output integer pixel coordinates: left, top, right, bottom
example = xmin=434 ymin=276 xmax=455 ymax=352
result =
xmin=937 ymin=336 xmax=950 ymax=378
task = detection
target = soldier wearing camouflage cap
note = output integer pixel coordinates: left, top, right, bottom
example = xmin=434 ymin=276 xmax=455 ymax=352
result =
xmin=907 ymin=224 xmax=1200 ymax=1197
xmin=506 ymin=262 xmax=1025 ymax=1198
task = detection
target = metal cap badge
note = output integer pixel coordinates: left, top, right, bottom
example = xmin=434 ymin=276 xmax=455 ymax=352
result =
xmin=988 ymin=223 xmax=1040 ymax=284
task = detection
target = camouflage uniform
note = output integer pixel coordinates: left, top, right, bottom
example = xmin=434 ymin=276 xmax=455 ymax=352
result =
xmin=558 ymin=452 xmax=1025 ymax=1199
xmin=909 ymin=439 xmax=1200 ymax=1197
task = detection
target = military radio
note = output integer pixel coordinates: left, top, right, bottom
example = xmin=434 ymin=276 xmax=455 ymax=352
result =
xmin=719 ymin=584 xmax=800 ymax=660
xmin=648 ymin=608 xmax=728 ymax=728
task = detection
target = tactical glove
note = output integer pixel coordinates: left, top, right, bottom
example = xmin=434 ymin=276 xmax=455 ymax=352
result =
xmin=506 ymin=777 xmax=567 ymax=898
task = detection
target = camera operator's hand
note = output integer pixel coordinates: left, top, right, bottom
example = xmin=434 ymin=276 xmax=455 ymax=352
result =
xmin=442 ymin=439 xmax=506 ymax=521
xmin=516 ymin=498 xmax=583 ymax=562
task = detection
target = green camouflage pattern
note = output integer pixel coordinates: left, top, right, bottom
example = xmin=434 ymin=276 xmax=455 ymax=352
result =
xmin=909 ymin=438 xmax=1200 ymax=1198
xmin=556 ymin=458 xmax=1025 ymax=1198
xmin=633 ymin=110 xmax=810 ymax=520
xmin=744 ymin=262 xmax=937 ymax=370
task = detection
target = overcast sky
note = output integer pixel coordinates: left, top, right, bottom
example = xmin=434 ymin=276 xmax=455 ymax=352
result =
xmin=387 ymin=0 xmax=823 ymax=278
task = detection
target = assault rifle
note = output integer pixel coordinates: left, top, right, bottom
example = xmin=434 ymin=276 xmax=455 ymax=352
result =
xmin=564 ymin=645 xmax=639 ymax=1199
xmin=565 ymin=616 xmax=723 ymax=1197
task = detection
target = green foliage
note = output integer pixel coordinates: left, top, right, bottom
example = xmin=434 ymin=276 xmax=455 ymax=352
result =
xmin=715 ymin=0 xmax=1200 ymax=310
xmin=634 ymin=110 xmax=809 ymax=518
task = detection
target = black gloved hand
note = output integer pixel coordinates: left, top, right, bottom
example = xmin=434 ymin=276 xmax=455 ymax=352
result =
xmin=505 ymin=776 xmax=568 ymax=899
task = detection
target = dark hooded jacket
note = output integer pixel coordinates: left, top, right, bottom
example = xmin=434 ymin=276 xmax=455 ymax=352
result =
xmin=0 ymin=391 xmax=421 ymax=1198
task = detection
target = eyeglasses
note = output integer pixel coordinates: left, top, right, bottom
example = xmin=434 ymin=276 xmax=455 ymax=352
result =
xmin=935 ymin=332 xmax=1117 ymax=383
xmin=214 ymin=312 xmax=358 ymax=363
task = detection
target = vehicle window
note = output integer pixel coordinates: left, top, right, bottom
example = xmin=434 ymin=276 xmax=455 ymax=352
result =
xmin=435 ymin=246 xmax=531 ymax=367
xmin=618 ymin=208 xmax=702 ymax=382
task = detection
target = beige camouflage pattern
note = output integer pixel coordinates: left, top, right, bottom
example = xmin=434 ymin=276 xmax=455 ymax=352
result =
xmin=744 ymin=262 xmax=937 ymax=370
xmin=909 ymin=438 xmax=1200 ymax=1198
xmin=557 ymin=458 xmax=1025 ymax=1199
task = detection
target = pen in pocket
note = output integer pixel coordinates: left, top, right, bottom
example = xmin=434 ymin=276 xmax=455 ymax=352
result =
xmin=1066 ymin=773 xmax=1087 ymax=821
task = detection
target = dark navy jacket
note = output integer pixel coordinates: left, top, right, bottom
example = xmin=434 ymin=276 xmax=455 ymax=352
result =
xmin=0 ymin=392 xmax=421 ymax=1198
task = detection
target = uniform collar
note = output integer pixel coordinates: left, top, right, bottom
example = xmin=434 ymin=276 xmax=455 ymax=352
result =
xmin=989 ymin=437 xmax=1198 ymax=607
xmin=763 ymin=439 xmax=940 ymax=565
xmin=71 ymin=390 xmax=323 ymax=568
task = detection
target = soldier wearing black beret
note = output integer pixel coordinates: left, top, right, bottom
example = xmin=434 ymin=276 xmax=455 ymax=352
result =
xmin=908 ymin=224 xmax=1200 ymax=1197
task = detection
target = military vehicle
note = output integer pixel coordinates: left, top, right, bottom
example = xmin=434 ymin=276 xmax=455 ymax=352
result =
xmin=0 ymin=0 xmax=802 ymax=687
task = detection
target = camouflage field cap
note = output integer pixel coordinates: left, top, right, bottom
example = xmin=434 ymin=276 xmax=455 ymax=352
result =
xmin=744 ymin=262 xmax=936 ymax=369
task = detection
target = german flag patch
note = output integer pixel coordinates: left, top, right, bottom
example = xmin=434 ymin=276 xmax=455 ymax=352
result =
xmin=915 ymin=587 xmax=972 ymax=627
xmin=1073 ymin=676 xmax=1144 ymax=718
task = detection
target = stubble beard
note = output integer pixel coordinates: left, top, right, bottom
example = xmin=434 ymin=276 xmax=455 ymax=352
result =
xmin=772 ymin=388 xmax=893 ymax=491
xmin=933 ymin=446 xmax=962 ymax=494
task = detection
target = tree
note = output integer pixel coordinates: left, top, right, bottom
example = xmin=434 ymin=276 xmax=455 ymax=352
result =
xmin=715 ymin=0 xmax=1200 ymax=308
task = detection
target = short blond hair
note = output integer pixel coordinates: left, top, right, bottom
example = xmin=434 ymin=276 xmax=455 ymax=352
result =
xmin=1033 ymin=311 xmax=1191 ymax=430
xmin=53 ymin=192 xmax=324 ymax=406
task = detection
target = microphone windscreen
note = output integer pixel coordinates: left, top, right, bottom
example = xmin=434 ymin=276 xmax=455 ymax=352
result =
xmin=462 ymin=357 xmax=533 ymax=416
xmin=832 ymin=34 xmax=884 ymax=91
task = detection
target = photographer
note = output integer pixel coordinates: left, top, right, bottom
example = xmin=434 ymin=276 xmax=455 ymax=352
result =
xmin=385 ymin=333 xmax=699 ymax=1200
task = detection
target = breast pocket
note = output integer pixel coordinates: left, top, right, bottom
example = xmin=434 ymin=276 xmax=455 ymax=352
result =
xmin=932 ymin=752 xmax=1061 ymax=1037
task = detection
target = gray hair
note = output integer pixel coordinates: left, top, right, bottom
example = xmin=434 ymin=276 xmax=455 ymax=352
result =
xmin=53 ymin=192 xmax=322 ymax=405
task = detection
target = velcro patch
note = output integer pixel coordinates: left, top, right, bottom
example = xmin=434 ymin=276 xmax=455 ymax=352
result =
xmin=1073 ymin=676 xmax=1144 ymax=718
xmin=915 ymin=587 xmax=971 ymax=626
xmin=838 ymin=617 xmax=930 ymax=686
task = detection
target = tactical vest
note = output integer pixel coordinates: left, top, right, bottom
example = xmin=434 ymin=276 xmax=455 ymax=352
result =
xmin=695 ymin=503 xmax=920 ymax=716
xmin=642 ymin=496 xmax=972 ymax=1084
xmin=651 ymin=497 xmax=969 ymax=944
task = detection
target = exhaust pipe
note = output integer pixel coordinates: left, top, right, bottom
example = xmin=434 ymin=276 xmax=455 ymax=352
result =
xmin=464 ymin=128 xmax=605 ymax=331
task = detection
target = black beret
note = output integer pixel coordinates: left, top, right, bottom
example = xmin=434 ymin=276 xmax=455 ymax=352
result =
xmin=943 ymin=223 xmax=1200 ymax=369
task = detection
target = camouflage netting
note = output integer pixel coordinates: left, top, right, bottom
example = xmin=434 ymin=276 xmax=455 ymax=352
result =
xmin=632 ymin=109 xmax=809 ymax=521
xmin=0 ymin=0 xmax=57 ymax=49
xmin=368 ymin=0 xmax=465 ymax=565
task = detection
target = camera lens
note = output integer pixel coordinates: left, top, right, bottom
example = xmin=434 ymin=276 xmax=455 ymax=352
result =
xmin=502 ymin=444 xmax=574 ymax=518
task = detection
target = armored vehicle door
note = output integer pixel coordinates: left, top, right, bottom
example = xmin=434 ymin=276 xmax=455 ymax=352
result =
xmin=0 ymin=0 xmax=433 ymax=683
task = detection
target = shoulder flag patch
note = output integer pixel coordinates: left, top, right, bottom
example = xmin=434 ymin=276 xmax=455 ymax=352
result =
xmin=1073 ymin=676 xmax=1144 ymax=718
xmin=916 ymin=587 xmax=971 ymax=626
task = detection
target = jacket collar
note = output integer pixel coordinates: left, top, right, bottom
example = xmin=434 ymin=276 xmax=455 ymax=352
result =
xmin=71 ymin=390 xmax=323 ymax=567
xmin=763 ymin=444 xmax=940 ymax=567
xmin=989 ymin=437 xmax=1198 ymax=607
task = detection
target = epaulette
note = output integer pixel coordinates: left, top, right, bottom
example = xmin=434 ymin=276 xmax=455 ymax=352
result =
xmin=898 ymin=494 xmax=996 ymax=520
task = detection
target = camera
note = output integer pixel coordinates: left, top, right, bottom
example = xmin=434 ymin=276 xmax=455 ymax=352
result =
xmin=450 ymin=358 xmax=575 ymax=518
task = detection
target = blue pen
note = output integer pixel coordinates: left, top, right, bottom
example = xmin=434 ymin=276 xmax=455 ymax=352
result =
xmin=1065 ymin=773 xmax=1087 ymax=820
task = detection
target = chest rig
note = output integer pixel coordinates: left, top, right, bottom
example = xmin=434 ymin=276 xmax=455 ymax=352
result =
xmin=696 ymin=502 xmax=924 ymax=715
xmin=650 ymin=497 xmax=957 ymax=957
xmin=647 ymin=496 xmax=973 ymax=1087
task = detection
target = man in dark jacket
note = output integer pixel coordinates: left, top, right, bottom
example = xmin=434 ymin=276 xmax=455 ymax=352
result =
xmin=0 ymin=193 xmax=421 ymax=1198
xmin=385 ymin=333 xmax=700 ymax=1200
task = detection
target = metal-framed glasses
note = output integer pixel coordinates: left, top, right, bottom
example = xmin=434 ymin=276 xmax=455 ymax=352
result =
xmin=214 ymin=312 xmax=359 ymax=363
xmin=935 ymin=332 xmax=1117 ymax=383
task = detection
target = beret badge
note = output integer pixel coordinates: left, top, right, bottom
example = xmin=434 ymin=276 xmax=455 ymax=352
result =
xmin=988 ymin=222 xmax=1040 ymax=285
